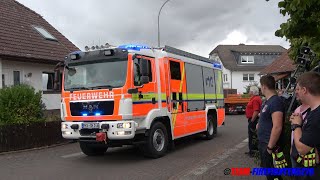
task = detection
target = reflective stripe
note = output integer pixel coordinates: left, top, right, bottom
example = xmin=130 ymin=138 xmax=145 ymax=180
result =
xmin=132 ymin=93 xmax=166 ymax=101
xmin=132 ymin=93 xmax=221 ymax=103
xmin=172 ymin=64 xmax=185 ymax=127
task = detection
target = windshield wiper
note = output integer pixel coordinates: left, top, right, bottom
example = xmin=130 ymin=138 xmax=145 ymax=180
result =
xmin=90 ymin=85 xmax=115 ymax=90
xmin=65 ymin=87 xmax=92 ymax=92
xmin=91 ymin=85 xmax=115 ymax=89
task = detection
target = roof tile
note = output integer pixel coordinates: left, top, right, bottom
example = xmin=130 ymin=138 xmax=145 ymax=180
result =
xmin=0 ymin=0 xmax=79 ymax=62
xmin=210 ymin=44 xmax=286 ymax=71
xmin=260 ymin=50 xmax=296 ymax=75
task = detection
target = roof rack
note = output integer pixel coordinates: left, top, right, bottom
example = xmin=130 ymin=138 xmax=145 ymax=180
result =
xmin=163 ymin=45 xmax=218 ymax=64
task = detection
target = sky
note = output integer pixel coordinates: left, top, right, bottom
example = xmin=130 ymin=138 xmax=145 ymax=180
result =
xmin=17 ymin=0 xmax=290 ymax=57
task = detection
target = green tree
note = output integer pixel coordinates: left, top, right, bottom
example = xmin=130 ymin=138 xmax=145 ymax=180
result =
xmin=272 ymin=0 xmax=320 ymax=67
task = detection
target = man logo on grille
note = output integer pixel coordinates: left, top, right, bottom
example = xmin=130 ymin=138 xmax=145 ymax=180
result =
xmin=82 ymin=102 xmax=99 ymax=113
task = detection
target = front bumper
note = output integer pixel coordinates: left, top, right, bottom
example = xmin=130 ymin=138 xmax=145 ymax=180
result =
xmin=61 ymin=121 xmax=137 ymax=140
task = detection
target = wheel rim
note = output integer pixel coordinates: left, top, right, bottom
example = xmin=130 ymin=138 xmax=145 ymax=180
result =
xmin=153 ymin=129 xmax=165 ymax=151
xmin=208 ymin=119 xmax=214 ymax=135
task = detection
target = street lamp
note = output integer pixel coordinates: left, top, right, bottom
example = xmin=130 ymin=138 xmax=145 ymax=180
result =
xmin=158 ymin=0 xmax=172 ymax=47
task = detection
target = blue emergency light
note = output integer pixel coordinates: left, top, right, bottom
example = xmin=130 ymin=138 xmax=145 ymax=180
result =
xmin=69 ymin=50 xmax=82 ymax=60
xmin=118 ymin=44 xmax=150 ymax=51
xmin=213 ymin=62 xmax=222 ymax=69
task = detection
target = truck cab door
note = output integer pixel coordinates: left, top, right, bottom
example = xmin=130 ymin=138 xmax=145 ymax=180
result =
xmin=168 ymin=59 xmax=186 ymax=137
xmin=131 ymin=56 xmax=157 ymax=117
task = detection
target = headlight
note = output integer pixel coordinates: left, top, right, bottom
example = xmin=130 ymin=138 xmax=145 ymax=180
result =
xmin=62 ymin=124 xmax=68 ymax=129
xmin=117 ymin=122 xmax=131 ymax=129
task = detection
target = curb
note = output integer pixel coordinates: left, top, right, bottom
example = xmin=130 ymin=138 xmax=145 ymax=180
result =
xmin=0 ymin=140 xmax=77 ymax=156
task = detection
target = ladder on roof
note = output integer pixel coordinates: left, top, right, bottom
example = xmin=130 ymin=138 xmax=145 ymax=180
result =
xmin=163 ymin=45 xmax=219 ymax=64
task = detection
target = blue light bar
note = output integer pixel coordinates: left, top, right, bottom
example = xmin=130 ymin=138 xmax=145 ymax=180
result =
xmin=95 ymin=112 xmax=101 ymax=116
xmin=213 ymin=62 xmax=222 ymax=69
xmin=82 ymin=113 xmax=88 ymax=116
xmin=70 ymin=50 xmax=82 ymax=55
xmin=118 ymin=44 xmax=150 ymax=51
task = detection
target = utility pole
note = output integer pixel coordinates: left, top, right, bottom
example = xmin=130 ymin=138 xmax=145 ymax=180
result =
xmin=158 ymin=0 xmax=171 ymax=47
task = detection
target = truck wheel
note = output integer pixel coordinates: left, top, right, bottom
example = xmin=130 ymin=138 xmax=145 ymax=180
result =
xmin=79 ymin=141 xmax=107 ymax=156
xmin=204 ymin=115 xmax=217 ymax=140
xmin=144 ymin=122 xmax=169 ymax=158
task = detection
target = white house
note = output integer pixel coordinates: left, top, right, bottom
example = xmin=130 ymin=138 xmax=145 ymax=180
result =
xmin=209 ymin=44 xmax=286 ymax=93
xmin=0 ymin=0 xmax=79 ymax=110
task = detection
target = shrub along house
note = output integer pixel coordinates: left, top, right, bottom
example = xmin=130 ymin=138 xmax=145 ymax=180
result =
xmin=0 ymin=0 xmax=79 ymax=110
xmin=209 ymin=44 xmax=286 ymax=93
xmin=259 ymin=50 xmax=296 ymax=90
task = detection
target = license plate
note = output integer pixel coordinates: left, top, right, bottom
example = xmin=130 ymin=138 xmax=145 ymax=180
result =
xmin=82 ymin=122 xmax=99 ymax=129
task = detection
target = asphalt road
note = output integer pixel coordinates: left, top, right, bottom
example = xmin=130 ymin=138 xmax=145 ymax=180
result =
xmin=0 ymin=115 xmax=249 ymax=180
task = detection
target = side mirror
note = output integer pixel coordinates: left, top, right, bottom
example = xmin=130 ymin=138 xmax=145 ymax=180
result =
xmin=139 ymin=59 xmax=149 ymax=76
xmin=140 ymin=76 xmax=149 ymax=84
xmin=127 ymin=88 xmax=138 ymax=94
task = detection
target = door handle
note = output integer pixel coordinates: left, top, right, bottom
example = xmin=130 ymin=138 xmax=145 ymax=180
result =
xmin=138 ymin=92 xmax=143 ymax=99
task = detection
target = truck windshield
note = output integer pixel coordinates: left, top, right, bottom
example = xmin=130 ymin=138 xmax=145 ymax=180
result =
xmin=64 ymin=59 xmax=127 ymax=91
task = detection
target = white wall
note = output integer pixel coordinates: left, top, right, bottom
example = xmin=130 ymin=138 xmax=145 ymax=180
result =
xmin=220 ymin=62 xmax=261 ymax=94
xmin=231 ymin=71 xmax=261 ymax=94
xmin=1 ymin=60 xmax=60 ymax=110
xmin=42 ymin=94 xmax=61 ymax=110
xmin=222 ymin=64 xmax=231 ymax=89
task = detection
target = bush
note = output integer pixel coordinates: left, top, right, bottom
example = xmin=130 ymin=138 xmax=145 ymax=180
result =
xmin=0 ymin=84 xmax=45 ymax=125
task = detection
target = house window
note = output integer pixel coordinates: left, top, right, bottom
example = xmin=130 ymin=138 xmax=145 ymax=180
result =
xmin=223 ymin=74 xmax=228 ymax=82
xmin=42 ymin=72 xmax=62 ymax=91
xmin=2 ymin=74 xmax=5 ymax=87
xmin=33 ymin=26 xmax=57 ymax=41
xmin=243 ymin=74 xmax=255 ymax=81
xmin=241 ymin=56 xmax=254 ymax=64
xmin=13 ymin=71 xmax=20 ymax=86
xmin=42 ymin=72 xmax=54 ymax=90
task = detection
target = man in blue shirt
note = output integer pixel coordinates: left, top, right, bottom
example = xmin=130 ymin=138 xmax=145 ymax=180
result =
xmin=258 ymin=75 xmax=285 ymax=180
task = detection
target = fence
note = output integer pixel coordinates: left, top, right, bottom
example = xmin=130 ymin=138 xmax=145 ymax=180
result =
xmin=0 ymin=121 xmax=68 ymax=153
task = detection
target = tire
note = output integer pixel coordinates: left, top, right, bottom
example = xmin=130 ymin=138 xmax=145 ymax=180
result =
xmin=79 ymin=141 xmax=107 ymax=156
xmin=143 ymin=122 xmax=169 ymax=158
xmin=204 ymin=114 xmax=217 ymax=140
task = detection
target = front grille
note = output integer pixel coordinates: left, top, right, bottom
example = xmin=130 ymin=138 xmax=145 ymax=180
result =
xmin=70 ymin=101 xmax=114 ymax=116
xmin=79 ymin=129 xmax=100 ymax=136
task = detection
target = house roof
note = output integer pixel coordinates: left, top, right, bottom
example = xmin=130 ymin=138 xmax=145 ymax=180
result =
xmin=0 ymin=0 xmax=79 ymax=64
xmin=209 ymin=44 xmax=286 ymax=71
xmin=259 ymin=50 xmax=296 ymax=75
